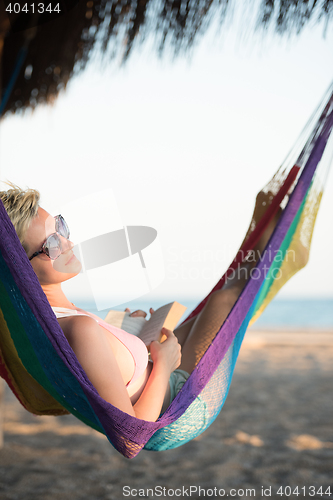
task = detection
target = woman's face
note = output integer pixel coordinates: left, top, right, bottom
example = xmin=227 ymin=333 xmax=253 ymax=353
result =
xmin=24 ymin=207 xmax=82 ymax=285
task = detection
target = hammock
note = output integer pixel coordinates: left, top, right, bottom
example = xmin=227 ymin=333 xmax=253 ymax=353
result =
xmin=1 ymin=83 xmax=333 ymax=459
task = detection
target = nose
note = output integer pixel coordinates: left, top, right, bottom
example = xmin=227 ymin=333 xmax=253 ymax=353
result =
xmin=59 ymin=235 xmax=74 ymax=253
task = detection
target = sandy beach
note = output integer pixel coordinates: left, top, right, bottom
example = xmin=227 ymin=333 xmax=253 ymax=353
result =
xmin=0 ymin=330 xmax=332 ymax=500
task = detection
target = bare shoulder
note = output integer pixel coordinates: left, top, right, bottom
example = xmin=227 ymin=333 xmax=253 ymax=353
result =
xmin=56 ymin=315 xmax=135 ymax=415
xmin=57 ymin=315 xmax=100 ymax=341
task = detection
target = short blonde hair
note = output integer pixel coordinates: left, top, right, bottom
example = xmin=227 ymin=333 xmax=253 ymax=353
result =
xmin=0 ymin=181 xmax=40 ymax=253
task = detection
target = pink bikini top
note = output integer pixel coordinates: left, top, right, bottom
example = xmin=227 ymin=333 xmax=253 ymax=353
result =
xmin=52 ymin=306 xmax=149 ymax=387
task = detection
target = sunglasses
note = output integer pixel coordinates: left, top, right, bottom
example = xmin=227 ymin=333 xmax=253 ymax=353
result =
xmin=29 ymin=215 xmax=70 ymax=261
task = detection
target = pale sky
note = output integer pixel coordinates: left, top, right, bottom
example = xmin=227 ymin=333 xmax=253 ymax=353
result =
xmin=1 ymin=10 xmax=333 ymax=306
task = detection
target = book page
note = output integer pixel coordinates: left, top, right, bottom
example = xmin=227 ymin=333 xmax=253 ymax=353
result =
xmin=104 ymin=310 xmax=126 ymax=329
xmin=138 ymin=302 xmax=187 ymax=346
xmin=104 ymin=310 xmax=147 ymax=336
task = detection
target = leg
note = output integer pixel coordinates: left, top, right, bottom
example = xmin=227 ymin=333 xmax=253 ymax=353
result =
xmin=223 ymin=197 xmax=283 ymax=290
xmin=178 ymin=287 xmax=240 ymax=374
xmin=173 ymin=316 xmax=197 ymax=348
xmin=178 ymin=194 xmax=284 ymax=374
xmin=173 ymin=274 xmax=246 ymax=350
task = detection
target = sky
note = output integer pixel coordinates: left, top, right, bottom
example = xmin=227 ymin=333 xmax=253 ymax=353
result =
xmin=1 ymin=6 xmax=333 ymax=308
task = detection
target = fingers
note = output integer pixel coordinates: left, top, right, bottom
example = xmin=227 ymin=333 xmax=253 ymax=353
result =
xmin=125 ymin=308 xmax=154 ymax=317
xmin=129 ymin=309 xmax=147 ymax=318
xmin=154 ymin=330 xmax=181 ymax=352
xmin=150 ymin=330 xmax=182 ymax=371
xmin=161 ymin=327 xmax=177 ymax=339
xmin=161 ymin=327 xmax=172 ymax=337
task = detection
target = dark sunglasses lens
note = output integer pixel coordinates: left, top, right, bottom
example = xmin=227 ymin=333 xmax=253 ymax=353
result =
xmin=56 ymin=216 xmax=70 ymax=239
xmin=45 ymin=234 xmax=62 ymax=260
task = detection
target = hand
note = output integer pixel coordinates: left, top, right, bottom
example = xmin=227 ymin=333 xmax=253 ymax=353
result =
xmin=149 ymin=328 xmax=181 ymax=374
xmin=124 ymin=307 xmax=155 ymax=318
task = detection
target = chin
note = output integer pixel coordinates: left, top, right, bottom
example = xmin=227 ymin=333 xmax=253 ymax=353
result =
xmin=67 ymin=258 xmax=82 ymax=276
xmin=54 ymin=255 xmax=82 ymax=277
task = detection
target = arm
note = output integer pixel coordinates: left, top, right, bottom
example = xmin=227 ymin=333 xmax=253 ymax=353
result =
xmin=62 ymin=316 xmax=180 ymax=422
xmin=132 ymin=328 xmax=181 ymax=420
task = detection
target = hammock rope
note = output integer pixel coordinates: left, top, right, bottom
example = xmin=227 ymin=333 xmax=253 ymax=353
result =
xmin=0 ymin=82 xmax=332 ymax=458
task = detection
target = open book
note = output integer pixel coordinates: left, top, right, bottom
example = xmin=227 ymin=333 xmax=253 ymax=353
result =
xmin=104 ymin=301 xmax=187 ymax=346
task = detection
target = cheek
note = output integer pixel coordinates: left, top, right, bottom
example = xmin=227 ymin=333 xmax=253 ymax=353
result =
xmin=32 ymin=256 xmax=82 ymax=285
xmin=33 ymin=260 xmax=61 ymax=285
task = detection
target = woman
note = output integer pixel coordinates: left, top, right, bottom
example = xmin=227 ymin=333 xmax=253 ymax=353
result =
xmin=0 ymin=182 xmax=279 ymax=422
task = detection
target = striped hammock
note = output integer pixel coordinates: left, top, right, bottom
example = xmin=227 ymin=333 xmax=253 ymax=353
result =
xmin=0 ymin=83 xmax=332 ymax=458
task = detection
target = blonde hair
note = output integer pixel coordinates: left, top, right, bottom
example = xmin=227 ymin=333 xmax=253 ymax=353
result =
xmin=0 ymin=181 xmax=40 ymax=253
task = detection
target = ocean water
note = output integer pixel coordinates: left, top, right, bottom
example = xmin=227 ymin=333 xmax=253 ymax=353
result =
xmin=250 ymin=298 xmax=333 ymax=330
xmin=75 ymin=297 xmax=333 ymax=330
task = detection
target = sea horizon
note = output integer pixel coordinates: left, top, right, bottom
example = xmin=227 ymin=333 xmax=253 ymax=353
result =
xmin=70 ymin=296 xmax=333 ymax=331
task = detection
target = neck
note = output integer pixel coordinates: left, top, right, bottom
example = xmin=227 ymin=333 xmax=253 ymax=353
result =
xmin=41 ymin=283 xmax=75 ymax=309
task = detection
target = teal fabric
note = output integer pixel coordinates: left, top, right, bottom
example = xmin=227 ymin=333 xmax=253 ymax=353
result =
xmin=169 ymin=369 xmax=191 ymax=403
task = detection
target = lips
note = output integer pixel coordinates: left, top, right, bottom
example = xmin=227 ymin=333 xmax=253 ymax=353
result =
xmin=65 ymin=253 xmax=76 ymax=266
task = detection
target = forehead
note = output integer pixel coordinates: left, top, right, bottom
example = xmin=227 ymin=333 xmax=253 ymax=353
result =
xmin=27 ymin=208 xmax=55 ymax=245
xmin=36 ymin=208 xmax=55 ymax=234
